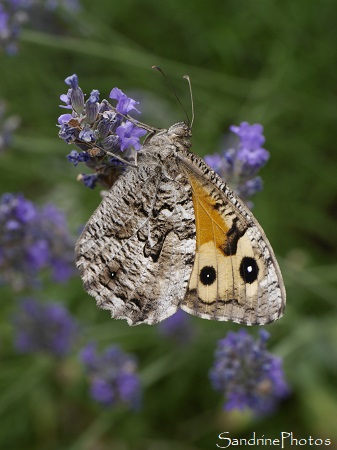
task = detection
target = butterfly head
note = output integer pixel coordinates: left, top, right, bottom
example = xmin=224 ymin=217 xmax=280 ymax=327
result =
xmin=145 ymin=121 xmax=192 ymax=153
xmin=163 ymin=121 xmax=192 ymax=150
xmin=167 ymin=121 xmax=192 ymax=139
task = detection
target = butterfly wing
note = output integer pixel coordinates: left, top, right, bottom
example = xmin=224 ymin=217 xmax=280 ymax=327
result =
xmin=76 ymin=155 xmax=196 ymax=325
xmin=177 ymin=151 xmax=286 ymax=325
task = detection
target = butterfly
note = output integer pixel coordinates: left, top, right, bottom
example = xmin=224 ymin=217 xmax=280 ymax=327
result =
xmin=76 ymin=121 xmax=286 ymax=326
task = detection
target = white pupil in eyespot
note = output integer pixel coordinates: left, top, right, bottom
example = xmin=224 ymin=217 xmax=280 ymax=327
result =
xmin=247 ymin=266 xmax=252 ymax=273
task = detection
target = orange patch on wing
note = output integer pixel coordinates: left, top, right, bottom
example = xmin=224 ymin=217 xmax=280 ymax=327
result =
xmin=187 ymin=174 xmax=229 ymax=248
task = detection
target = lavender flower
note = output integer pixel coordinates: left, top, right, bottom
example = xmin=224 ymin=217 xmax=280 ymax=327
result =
xmin=0 ymin=193 xmax=76 ymax=290
xmin=66 ymin=149 xmax=89 ymax=166
xmin=209 ymin=329 xmax=289 ymax=415
xmin=0 ymin=102 xmax=20 ymax=152
xmin=78 ymin=173 xmax=98 ymax=189
xmin=158 ymin=309 xmax=195 ymax=344
xmin=0 ymin=0 xmax=80 ymax=55
xmin=204 ymin=122 xmax=270 ymax=205
xmin=0 ymin=1 xmax=29 ymax=55
xmin=13 ymin=298 xmax=78 ymax=357
xmin=110 ymin=87 xmax=141 ymax=115
xmin=80 ymin=343 xmax=141 ymax=410
xmin=58 ymin=74 xmax=147 ymax=189
xmin=116 ymin=121 xmax=146 ymax=151
xmin=64 ymin=74 xmax=84 ymax=115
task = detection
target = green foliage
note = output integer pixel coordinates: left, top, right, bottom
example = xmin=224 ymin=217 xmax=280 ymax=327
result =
xmin=1 ymin=0 xmax=337 ymax=448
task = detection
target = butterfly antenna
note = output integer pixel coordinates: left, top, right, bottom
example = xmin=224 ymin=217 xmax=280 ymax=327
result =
xmin=183 ymin=75 xmax=194 ymax=129
xmin=152 ymin=66 xmax=191 ymax=127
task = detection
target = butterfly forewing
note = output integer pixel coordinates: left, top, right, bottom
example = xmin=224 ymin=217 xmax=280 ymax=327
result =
xmin=178 ymin=151 xmax=286 ymax=325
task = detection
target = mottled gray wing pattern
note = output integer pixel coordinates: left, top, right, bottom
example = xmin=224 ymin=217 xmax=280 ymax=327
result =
xmin=76 ymin=155 xmax=196 ymax=325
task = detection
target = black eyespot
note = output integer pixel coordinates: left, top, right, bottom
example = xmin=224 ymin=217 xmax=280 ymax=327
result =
xmin=111 ymin=272 xmax=116 ymax=278
xmin=239 ymin=257 xmax=259 ymax=284
xmin=200 ymin=266 xmax=216 ymax=286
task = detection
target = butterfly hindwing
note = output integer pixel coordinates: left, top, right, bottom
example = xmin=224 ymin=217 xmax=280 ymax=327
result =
xmin=178 ymin=150 xmax=286 ymax=325
xmin=76 ymin=150 xmax=196 ymax=325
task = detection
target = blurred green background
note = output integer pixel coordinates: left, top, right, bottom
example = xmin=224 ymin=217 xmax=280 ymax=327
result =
xmin=1 ymin=0 xmax=337 ymax=449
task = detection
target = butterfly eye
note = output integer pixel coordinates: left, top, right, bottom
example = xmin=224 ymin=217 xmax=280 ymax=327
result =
xmin=239 ymin=257 xmax=259 ymax=284
xmin=199 ymin=266 xmax=216 ymax=286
